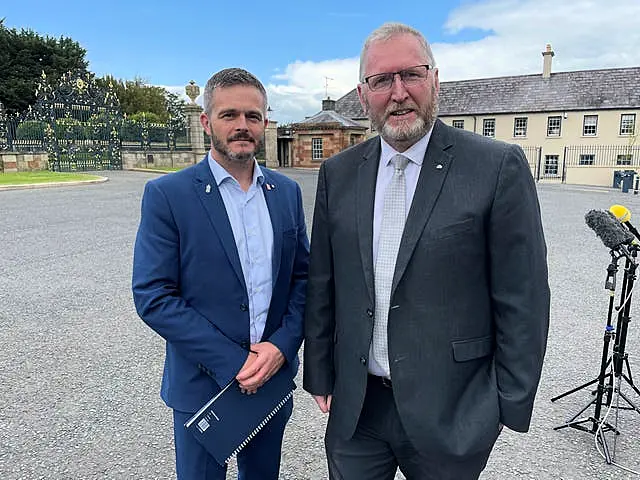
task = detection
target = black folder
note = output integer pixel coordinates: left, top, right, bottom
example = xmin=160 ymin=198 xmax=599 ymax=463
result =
xmin=184 ymin=366 xmax=296 ymax=465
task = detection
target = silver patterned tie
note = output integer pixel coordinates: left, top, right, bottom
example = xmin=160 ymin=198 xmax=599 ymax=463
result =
xmin=372 ymin=154 xmax=409 ymax=377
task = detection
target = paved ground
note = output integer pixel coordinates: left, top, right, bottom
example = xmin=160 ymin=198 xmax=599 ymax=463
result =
xmin=1 ymin=169 xmax=640 ymax=479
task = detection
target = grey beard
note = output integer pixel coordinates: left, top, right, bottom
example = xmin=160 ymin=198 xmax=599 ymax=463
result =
xmin=377 ymin=97 xmax=439 ymax=144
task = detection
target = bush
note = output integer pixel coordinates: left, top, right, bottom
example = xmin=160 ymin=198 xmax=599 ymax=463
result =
xmin=120 ymin=119 xmax=142 ymax=142
xmin=54 ymin=118 xmax=86 ymax=140
xmin=128 ymin=111 xmax=163 ymax=124
xmin=86 ymin=112 xmax=121 ymax=139
xmin=15 ymin=120 xmax=46 ymax=140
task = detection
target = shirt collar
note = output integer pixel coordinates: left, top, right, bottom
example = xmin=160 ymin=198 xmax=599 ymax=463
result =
xmin=379 ymin=124 xmax=434 ymax=168
xmin=207 ymin=151 xmax=265 ymax=187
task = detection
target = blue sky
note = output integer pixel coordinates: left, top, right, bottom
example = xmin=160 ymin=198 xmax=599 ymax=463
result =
xmin=3 ymin=0 xmax=639 ymax=123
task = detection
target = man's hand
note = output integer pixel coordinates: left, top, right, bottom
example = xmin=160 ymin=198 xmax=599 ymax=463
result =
xmin=237 ymin=351 xmax=259 ymax=394
xmin=313 ymin=394 xmax=332 ymax=413
xmin=236 ymin=342 xmax=285 ymax=393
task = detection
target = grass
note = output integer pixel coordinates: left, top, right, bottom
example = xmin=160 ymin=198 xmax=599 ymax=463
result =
xmin=142 ymin=165 xmax=183 ymax=172
xmin=0 ymin=171 xmax=102 ymax=185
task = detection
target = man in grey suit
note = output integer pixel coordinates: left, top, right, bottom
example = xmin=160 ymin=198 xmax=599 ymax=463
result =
xmin=303 ymin=22 xmax=550 ymax=479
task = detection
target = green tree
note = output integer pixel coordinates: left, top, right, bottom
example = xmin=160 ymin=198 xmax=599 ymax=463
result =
xmin=97 ymin=76 xmax=173 ymax=121
xmin=0 ymin=22 xmax=88 ymax=113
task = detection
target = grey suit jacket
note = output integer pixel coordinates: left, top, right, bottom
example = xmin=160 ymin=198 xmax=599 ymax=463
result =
xmin=303 ymin=119 xmax=550 ymax=459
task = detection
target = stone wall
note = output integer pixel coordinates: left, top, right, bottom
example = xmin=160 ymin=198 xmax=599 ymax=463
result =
xmin=122 ymin=150 xmax=205 ymax=170
xmin=0 ymin=150 xmax=206 ymax=172
xmin=0 ymin=152 xmax=49 ymax=172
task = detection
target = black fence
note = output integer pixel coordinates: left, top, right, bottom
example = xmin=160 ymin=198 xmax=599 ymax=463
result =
xmin=120 ymin=119 xmax=189 ymax=151
xmin=565 ymin=145 xmax=640 ymax=167
xmin=514 ymin=144 xmax=640 ymax=183
xmin=521 ymin=146 xmax=542 ymax=181
xmin=2 ymin=117 xmax=190 ymax=153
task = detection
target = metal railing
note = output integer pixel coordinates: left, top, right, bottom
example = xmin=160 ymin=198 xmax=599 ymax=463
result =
xmin=564 ymin=145 xmax=640 ymax=167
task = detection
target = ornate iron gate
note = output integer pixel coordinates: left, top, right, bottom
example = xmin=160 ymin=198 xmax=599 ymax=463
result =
xmin=24 ymin=71 xmax=123 ymax=171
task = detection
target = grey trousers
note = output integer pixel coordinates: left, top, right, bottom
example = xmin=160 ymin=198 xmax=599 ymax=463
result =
xmin=325 ymin=376 xmax=493 ymax=480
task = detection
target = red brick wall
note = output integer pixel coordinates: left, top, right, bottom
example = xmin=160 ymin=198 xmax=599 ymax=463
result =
xmin=293 ymin=129 xmax=365 ymax=168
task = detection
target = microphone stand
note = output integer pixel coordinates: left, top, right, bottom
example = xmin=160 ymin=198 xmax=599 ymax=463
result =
xmin=551 ymin=249 xmax=623 ymax=446
xmin=552 ymin=244 xmax=640 ymax=464
xmin=608 ymin=243 xmax=640 ymax=411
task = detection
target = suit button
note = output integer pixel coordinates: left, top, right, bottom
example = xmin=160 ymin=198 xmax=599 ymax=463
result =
xmin=241 ymin=341 xmax=249 ymax=349
xmin=366 ymin=309 xmax=374 ymax=318
xmin=240 ymin=304 xmax=248 ymax=312
xmin=360 ymin=356 xmax=367 ymax=365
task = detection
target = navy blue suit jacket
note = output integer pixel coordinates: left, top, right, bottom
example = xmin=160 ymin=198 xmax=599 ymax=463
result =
xmin=132 ymin=158 xmax=309 ymax=412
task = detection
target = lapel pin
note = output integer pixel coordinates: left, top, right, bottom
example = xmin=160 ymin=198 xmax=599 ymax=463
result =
xmin=205 ymin=184 xmax=211 ymax=193
xmin=436 ymin=164 xmax=443 ymax=170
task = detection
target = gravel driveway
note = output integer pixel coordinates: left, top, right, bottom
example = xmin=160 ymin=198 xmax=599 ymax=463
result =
xmin=1 ymin=169 xmax=639 ymax=479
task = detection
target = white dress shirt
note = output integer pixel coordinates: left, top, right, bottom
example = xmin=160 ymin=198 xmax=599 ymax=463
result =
xmin=208 ymin=153 xmax=274 ymax=344
xmin=368 ymin=128 xmax=434 ymax=377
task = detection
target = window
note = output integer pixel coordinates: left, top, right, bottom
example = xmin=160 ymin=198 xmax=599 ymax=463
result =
xmin=452 ymin=120 xmax=464 ymax=129
xmin=312 ymin=138 xmax=323 ymax=160
xmin=620 ymin=114 xmax=636 ymax=135
xmin=579 ymin=154 xmax=595 ymax=165
xmin=349 ymin=134 xmax=362 ymax=146
xmin=513 ymin=117 xmax=528 ymax=137
xmin=583 ymin=115 xmax=598 ymax=136
xmin=544 ymin=155 xmax=559 ymax=175
xmin=547 ymin=116 xmax=562 ymax=136
xmin=483 ymin=119 xmax=495 ymax=137
xmin=617 ymin=154 xmax=633 ymax=166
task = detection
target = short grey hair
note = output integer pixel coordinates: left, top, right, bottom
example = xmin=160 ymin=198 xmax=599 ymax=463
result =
xmin=202 ymin=68 xmax=268 ymax=115
xmin=359 ymin=23 xmax=436 ymax=82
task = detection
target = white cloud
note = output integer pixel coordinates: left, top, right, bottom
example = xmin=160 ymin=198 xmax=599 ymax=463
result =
xmin=265 ymin=58 xmax=360 ymax=124
xmin=158 ymin=0 xmax=640 ymax=124
xmin=157 ymin=85 xmax=203 ymax=107
xmin=436 ymin=0 xmax=640 ymax=81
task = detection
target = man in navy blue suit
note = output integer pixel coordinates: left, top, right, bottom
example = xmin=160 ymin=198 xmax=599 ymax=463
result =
xmin=132 ymin=68 xmax=309 ymax=480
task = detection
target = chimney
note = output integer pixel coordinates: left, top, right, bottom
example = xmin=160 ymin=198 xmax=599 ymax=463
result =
xmin=542 ymin=44 xmax=554 ymax=79
xmin=322 ymin=97 xmax=336 ymax=111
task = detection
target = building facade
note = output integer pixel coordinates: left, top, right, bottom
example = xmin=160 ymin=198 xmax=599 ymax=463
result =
xmin=329 ymin=45 xmax=639 ymax=187
xmin=285 ymin=98 xmax=367 ymax=168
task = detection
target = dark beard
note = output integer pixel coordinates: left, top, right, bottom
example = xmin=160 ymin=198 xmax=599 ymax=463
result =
xmin=211 ymin=131 xmax=262 ymax=164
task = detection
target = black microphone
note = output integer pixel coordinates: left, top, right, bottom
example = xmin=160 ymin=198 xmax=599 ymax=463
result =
xmin=609 ymin=204 xmax=640 ymax=240
xmin=585 ymin=210 xmax=634 ymax=250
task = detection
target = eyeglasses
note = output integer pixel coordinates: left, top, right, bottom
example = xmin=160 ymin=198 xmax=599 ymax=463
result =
xmin=363 ymin=65 xmax=431 ymax=92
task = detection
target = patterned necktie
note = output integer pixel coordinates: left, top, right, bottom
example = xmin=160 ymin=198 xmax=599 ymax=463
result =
xmin=372 ymin=154 xmax=409 ymax=377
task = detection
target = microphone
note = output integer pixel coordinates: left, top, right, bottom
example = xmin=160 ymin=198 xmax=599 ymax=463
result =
xmin=585 ymin=209 xmax=634 ymax=250
xmin=609 ymin=204 xmax=640 ymax=240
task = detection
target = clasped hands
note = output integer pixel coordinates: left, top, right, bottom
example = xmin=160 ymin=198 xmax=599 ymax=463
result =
xmin=236 ymin=342 xmax=284 ymax=395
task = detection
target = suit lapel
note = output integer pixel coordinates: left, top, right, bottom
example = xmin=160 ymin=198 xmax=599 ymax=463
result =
xmin=192 ymin=158 xmax=247 ymax=291
xmin=392 ymin=120 xmax=453 ymax=294
xmin=357 ymin=139 xmax=382 ymax=305
xmin=261 ymin=170 xmax=283 ymax=284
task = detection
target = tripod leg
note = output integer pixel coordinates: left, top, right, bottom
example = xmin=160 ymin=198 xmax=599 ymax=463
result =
xmin=618 ymin=390 xmax=640 ymax=414
xmin=551 ymin=377 xmax=600 ymax=402
xmin=596 ymin=429 xmax=613 ymax=464
xmin=621 ymin=373 xmax=640 ymax=397
xmin=554 ymin=397 xmax=596 ymax=430
xmin=625 ymin=356 xmax=633 ymax=383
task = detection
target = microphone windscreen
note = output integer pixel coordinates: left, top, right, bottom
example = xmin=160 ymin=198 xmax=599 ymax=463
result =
xmin=585 ymin=209 xmax=634 ymax=250
xmin=610 ymin=204 xmax=631 ymax=223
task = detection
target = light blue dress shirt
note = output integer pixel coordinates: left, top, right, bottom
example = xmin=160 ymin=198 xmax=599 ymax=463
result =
xmin=368 ymin=128 xmax=434 ymax=378
xmin=208 ymin=153 xmax=274 ymax=344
